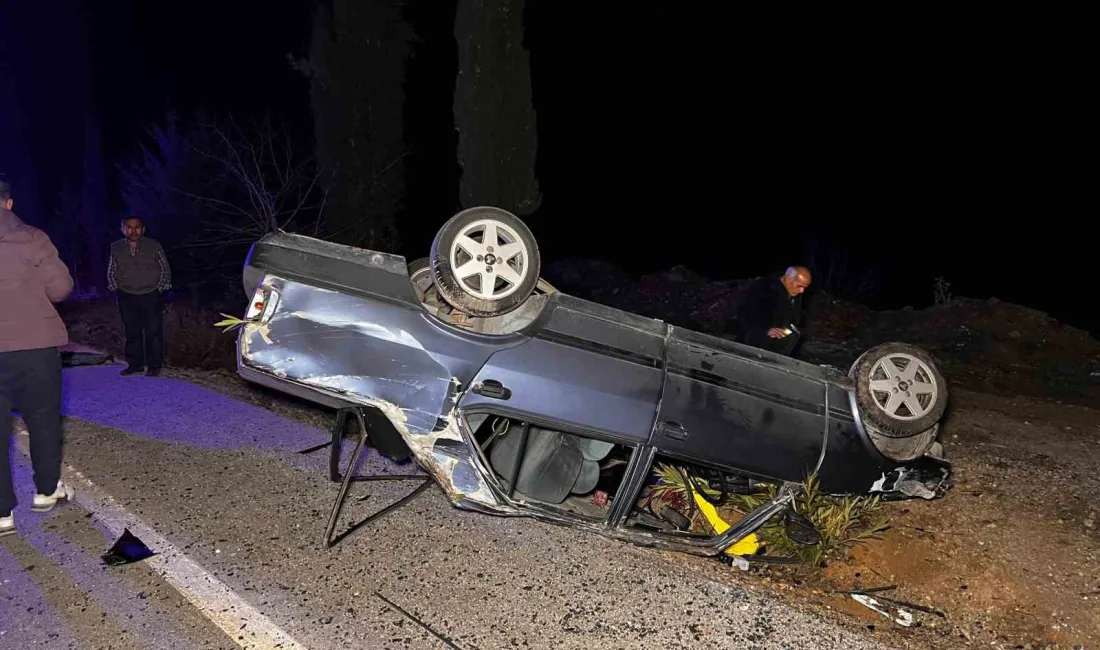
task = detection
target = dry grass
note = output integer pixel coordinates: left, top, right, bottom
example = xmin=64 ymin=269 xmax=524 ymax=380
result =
xmin=56 ymin=297 xmax=240 ymax=371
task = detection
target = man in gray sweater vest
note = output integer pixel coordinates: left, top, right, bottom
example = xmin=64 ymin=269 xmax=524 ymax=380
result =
xmin=107 ymin=216 xmax=171 ymax=376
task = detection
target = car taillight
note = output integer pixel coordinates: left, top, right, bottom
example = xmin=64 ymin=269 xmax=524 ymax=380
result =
xmin=245 ymin=287 xmax=279 ymax=321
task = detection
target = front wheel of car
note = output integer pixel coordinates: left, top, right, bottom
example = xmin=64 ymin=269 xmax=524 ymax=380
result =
xmin=850 ymin=342 xmax=948 ymax=438
xmin=429 ymin=206 xmax=541 ymax=317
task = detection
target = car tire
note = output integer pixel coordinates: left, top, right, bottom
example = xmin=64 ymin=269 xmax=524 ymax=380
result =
xmin=412 ymin=255 xmax=554 ymax=307
xmin=849 ymin=342 xmax=948 ymax=438
xmin=429 ymin=206 xmax=541 ymax=317
xmin=408 ymin=257 xmax=433 ymax=301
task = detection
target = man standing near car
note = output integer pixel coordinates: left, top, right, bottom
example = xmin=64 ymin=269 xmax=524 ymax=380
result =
xmin=107 ymin=216 xmax=171 ymax=376
xmin=1 ymin=180 xmax=77 ymax=538
xmin=736 ymin=265 xmax=812 ymax=357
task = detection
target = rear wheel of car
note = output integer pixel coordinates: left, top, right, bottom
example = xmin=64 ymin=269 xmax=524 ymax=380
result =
xmin=850 ymin=342 xmax=948 ymax=438
xmin=429 ymin=206 xmax=541 ymax=317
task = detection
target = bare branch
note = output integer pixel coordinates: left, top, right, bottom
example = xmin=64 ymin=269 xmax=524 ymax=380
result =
xmin=119 ymin=109 xmax=329 ymax=267
xmin=373 ymin=150 xmax=412 ymax=183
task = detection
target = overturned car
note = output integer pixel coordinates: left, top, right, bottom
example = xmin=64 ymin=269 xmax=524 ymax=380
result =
xmin=235 ymin=206 xmax=951 ymax=557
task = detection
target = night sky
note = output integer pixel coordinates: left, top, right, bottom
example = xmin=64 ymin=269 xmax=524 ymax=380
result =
xmin=2 ymin=1 xmax=1092 ymax=336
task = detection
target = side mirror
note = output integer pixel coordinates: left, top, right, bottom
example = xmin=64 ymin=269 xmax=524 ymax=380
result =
xmin=784 ymin=509 xmax=821 ymax=546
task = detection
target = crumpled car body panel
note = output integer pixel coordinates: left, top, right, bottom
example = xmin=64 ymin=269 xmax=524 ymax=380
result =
xmin=236 ymin=232 xmax=951 ymax=555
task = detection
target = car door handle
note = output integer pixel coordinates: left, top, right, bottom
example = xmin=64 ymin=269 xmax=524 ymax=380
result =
xmin=658 ymin=421 xmax=688 ymax=440
xmin=472 ymin=379 xmax=511 ymax=400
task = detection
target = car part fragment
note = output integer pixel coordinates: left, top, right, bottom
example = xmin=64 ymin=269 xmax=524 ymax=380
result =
xmin=784 ymin=509 xmax=823 ymax=546
xmin=321 ymin=406 xmax=433 ymax=548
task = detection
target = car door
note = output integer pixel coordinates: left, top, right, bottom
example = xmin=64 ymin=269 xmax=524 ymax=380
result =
xmin=653 ymin=326 xmax=828 ymax=483
xmin=457 ymin=294 xmax=667 ymax=446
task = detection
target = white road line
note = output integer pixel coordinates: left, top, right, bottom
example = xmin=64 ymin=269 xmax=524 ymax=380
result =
xmin=13 ymin=422 xmax=307 ymax=650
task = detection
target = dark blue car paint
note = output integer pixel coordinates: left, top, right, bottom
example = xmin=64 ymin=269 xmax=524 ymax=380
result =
xmin=236 ymin=232 xmax=950 ymax=555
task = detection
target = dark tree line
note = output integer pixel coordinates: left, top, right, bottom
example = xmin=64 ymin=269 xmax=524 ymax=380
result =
xmin=288 ymin=0 xmax=541 ymax=246
xmin=3 ymin=0 xmax=542 ymax=300
xmin=0 ymin=0 xmax=112 ymax=295
xmin=290 ymin=0 xmax=541 ymax=248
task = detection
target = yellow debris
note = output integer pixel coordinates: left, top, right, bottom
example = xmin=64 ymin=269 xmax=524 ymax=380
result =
xmin=691 ymin=489 xmax=761 ymax=556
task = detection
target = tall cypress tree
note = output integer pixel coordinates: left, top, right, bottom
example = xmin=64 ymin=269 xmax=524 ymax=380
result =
xmin=297 ymin=0 xmax=414 ymax=249
xmin=453 ymin=0 xmax=541 ymax=215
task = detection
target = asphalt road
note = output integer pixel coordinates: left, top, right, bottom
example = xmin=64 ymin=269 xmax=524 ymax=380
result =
xmin=1 ymin=363 xmax=896 ymax=650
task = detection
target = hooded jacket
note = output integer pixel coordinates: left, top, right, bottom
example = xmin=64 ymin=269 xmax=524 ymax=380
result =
xmin=0 ymin=207 xmax=74 ymax=353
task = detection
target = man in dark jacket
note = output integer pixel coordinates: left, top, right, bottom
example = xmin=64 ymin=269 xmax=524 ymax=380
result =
xmin=736 ymin=266 xmax=812 ymax=357
xmin=0 ymin=180 xmax=77 ymax=538
xmin=107 ymin=216 xmax=171 ymax=376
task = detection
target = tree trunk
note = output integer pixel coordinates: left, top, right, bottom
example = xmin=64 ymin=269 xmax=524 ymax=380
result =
xmin=454 ymin=0 xmax=541 ymax=215
xmin=80 ymin=115 xmax=109 ymax=294
xmin=301 ymin=0 xmax=413 ymax=250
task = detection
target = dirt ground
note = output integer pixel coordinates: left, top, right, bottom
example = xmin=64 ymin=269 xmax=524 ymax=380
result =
xmin=58 ymin=292 xmax=1100 ymax=649
xmin=787 ymin=297 xmax=1100 ymax=649
xmin=799 ymin=389 xmax=1099 ymax=649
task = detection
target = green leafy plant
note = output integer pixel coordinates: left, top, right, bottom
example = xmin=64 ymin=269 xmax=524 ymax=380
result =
xmin=642 ymin=463 xmax=702 ymax=527
xmin=213 ymin=313 xmax=247 ymax=333
xmin=643 ymin=464 xmax=890 ymax=568
xmin=728 ymin=474 xmax=890 ymax=567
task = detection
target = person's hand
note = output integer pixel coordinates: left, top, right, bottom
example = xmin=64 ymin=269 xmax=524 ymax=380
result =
xmin=767 ymin=327 xmax=787 ymax=339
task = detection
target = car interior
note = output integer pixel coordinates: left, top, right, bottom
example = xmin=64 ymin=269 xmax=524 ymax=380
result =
xmin=462 ymin=411 xmax=776 ymax=544
xmin=464 ymin=413 xmax=635 ymax=521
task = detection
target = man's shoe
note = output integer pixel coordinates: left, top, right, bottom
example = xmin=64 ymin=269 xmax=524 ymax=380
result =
xmin=120 ymin=366 xmax=144 ymax=376
xmin=0 ymin=513 xmax=14 ymax=538
xmin=145 ymin=367 xmax=161 ymax=377
xmin=31 ymin=482 xmax=75 ymax=513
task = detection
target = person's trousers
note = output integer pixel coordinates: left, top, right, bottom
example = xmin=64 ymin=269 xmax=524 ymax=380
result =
xmin=0 ymin=347 xmax=64 ymax=515
xmin=117 ymin=290 xmax=164 ymax=370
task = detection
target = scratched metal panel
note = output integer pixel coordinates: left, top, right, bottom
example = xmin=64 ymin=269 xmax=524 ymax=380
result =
xmin=240 ymin=277 xmax=523 ymax=431
xmin=459 ymin=336 xmax=663 ymax=445
xmin=244 ymin=232 xmax=422 ymax=308
xmin=814 ymin=418 xmax=893 ymax=493
xmin=668 ymin=325 xmax=853 ymax=394
xmin=539 ymin=297 xmax=668 ymax=366
xmin=237 ymin=275 xmax=527 ymax=509
xmin=655 ymin=335 xmax=827 ymax=483
xmin=547 ymin=293 xmax=670 ymax=339
xmin=240 ymin=280 xmax=454 ymax=433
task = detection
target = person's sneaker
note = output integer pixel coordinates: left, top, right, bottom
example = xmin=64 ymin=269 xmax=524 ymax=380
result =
xmin=0 ymin=513 xmax=14 ymax=537
xmin=120 ymin=366 xmax=144 ymax=376
xmin=145 ymin=367 xmax=161 ymax=377
xmin=31 ymin=482 xmax=75 ymax=513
